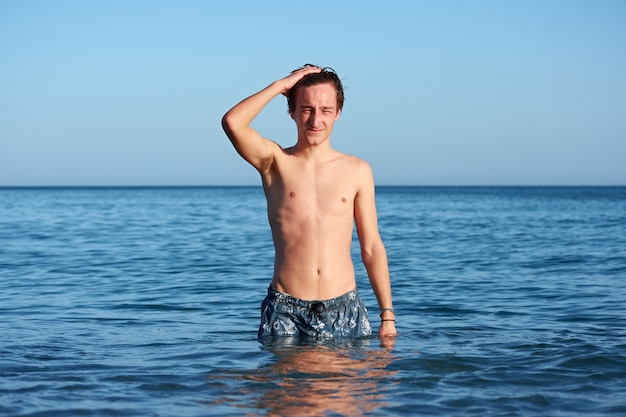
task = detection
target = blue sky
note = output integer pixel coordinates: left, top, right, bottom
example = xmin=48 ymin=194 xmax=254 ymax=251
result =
xmin=1 ymin=0 xmax=625 ymax=186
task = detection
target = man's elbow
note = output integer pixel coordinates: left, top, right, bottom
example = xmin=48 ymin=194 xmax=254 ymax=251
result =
xmin=361 ymin=241 xmax=387 ymax=264
xmin=221 ymin=113 xmax=235 ymax=136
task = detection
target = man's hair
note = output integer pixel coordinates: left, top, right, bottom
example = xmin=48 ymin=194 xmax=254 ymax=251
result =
xmin=287 ymin=64 xmax=345 ymax=113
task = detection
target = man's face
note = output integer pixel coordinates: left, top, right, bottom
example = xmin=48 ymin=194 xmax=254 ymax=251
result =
xmin=290 ymin=83 xmax=341 ymax=146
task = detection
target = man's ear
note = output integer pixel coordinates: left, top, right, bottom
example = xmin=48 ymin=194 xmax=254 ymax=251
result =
xmin=289 ymin=110 xmax=295 ymax=120
xmin=335 ymin=109 xmax=341 ymax=120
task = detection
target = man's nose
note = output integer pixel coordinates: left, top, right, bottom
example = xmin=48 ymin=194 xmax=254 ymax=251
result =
xmin=307 ymin=111 xmax=319 ymax=126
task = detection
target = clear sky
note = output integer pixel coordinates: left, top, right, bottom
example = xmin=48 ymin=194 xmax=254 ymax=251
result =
xmin=1 ymin=0 xmax=625 ymax=186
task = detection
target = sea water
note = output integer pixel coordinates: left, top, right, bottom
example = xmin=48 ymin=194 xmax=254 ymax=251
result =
xmin=1 ymin=186 xmax=625 ymax=416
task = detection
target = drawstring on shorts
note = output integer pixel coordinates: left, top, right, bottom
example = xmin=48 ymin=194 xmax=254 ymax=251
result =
xmin=309 ymin=301 xmax=326 ymax=321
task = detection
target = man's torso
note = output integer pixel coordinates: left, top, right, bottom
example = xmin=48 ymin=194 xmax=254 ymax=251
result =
xmin=262 ymin=147 xmax=363 ymax=300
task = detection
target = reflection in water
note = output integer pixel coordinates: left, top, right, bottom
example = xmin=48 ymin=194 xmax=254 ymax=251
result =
xmin=207 ymin=337 xmax=397 ymax=416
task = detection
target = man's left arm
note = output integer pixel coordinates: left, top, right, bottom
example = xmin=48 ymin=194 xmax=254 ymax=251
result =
xmin=354 ymin=161 xmax=397 ymax=338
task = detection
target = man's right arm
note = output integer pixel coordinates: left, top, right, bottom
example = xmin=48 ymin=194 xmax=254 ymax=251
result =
xmin=221 ymin=66 xmax=321 ymax=173
xmin=221 ymin=81 xmax=284 ymax=173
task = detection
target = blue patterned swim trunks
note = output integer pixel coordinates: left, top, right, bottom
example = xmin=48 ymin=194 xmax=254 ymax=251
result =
xmin=258 ymin=286 xmax=372 ymax=339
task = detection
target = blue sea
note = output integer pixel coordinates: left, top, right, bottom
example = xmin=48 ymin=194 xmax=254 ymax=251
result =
xmin=1 ymin=186 xmax=625 ymax=416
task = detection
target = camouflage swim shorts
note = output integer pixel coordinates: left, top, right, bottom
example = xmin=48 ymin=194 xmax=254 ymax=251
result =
xmin=258 ymin=285 xmax=372 ymax=339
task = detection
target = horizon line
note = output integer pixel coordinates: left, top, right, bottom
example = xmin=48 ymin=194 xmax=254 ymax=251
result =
xmin=1 ymin=184 xmax=625 ymax=188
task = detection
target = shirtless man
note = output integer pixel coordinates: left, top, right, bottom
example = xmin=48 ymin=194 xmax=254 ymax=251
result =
xmin=222 ymin=65 xmax=396 ymax=339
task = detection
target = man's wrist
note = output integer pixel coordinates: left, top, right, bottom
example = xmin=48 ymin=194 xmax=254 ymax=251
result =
xmin=379 ymin=307 xmax=395 ymax=321
xmin=267 ymin=80 xmax=288 ymax=97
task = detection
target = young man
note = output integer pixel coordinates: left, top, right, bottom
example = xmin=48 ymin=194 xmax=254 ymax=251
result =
xmin=222 ymin=65 xmax=396 ymax=339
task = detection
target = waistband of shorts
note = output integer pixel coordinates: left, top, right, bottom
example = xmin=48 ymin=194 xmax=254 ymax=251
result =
xmin=266 ymin=285 xmax=359 ymax=309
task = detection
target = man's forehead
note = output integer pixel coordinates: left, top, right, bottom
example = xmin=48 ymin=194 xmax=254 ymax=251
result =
xmin=297 ymin=83 xmax=337 ymax=105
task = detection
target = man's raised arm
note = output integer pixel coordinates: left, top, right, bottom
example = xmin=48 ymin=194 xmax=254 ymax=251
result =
xmin=221 ymin=66 xmax=321 ymax=172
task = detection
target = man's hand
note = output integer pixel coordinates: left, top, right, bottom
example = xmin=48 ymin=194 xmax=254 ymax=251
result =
xmin=279 ymin=64 xmax=322 ymax=96
xmin=379 ymin=320 xmax=397 ymax=339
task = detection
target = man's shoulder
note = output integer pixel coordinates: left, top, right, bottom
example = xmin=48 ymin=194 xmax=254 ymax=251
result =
xmin=332 ymin=153 xmax=374 ymax=188
xmin=335 ymin=151 xmax=370 ymax=167
xmin=343 ymin=154 xmax=373 ymax=178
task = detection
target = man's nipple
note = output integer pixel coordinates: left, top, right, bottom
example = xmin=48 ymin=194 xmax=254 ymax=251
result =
xmin=290 ymin=191 xmax=296 ymax=198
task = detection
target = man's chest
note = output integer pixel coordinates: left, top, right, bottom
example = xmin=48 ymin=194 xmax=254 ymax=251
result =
xmin=266 ymin=163 xmax=357 ymax=217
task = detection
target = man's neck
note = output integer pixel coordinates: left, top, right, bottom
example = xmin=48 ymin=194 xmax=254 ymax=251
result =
xmin=291 ymin=139 xmax=337 ymax=161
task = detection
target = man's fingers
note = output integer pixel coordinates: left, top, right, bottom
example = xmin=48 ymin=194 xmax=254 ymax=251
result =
xmin=290 ymin=66 xmax=321 ymax=81
xmin=281 ymin=65 xmax=322 ymax=95
xmin=291 ymin=63 xmax=322 ymax=74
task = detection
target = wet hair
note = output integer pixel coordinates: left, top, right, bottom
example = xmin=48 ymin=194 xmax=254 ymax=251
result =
xmin=287 ymin=64 xmax=345 ymax=113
